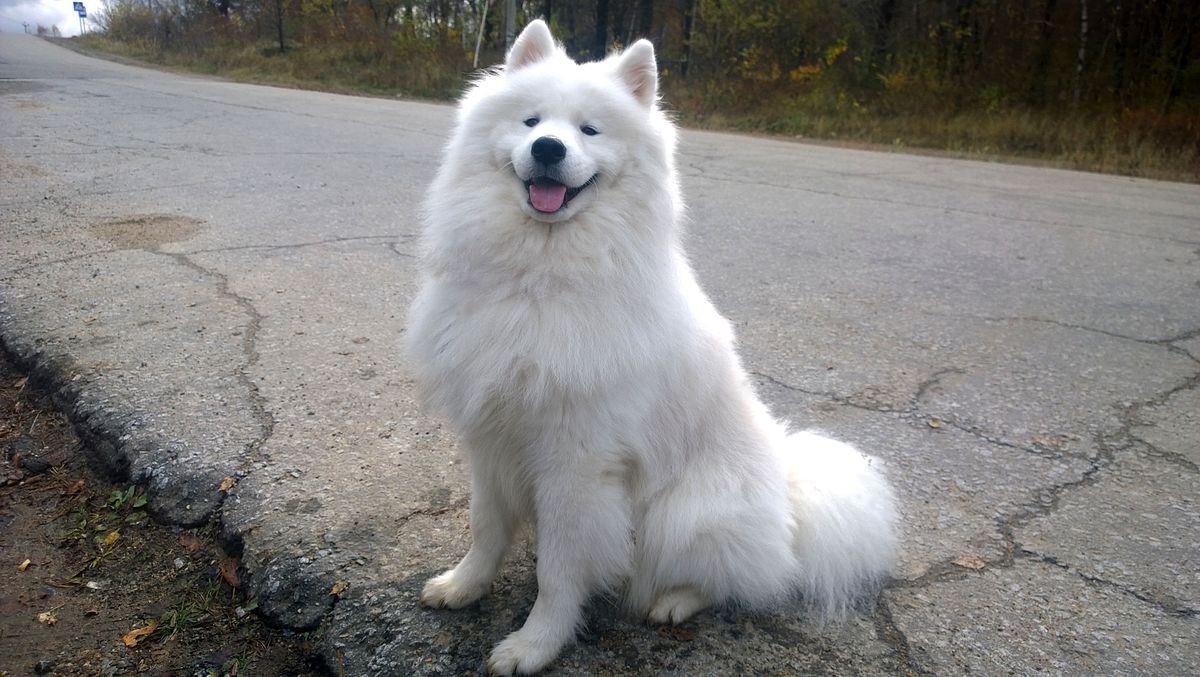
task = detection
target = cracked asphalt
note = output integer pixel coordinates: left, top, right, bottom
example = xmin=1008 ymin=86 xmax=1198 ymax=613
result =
xmin=3 ymin=34 xmax=1199 ymax=674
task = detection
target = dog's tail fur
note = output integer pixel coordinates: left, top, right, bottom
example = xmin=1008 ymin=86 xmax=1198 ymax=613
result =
xmin=785 ymin=431 xmax=898 ymax=619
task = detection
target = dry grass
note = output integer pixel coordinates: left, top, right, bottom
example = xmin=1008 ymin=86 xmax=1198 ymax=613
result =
xmin=663 ymin=83 xmax=1200 ymax=183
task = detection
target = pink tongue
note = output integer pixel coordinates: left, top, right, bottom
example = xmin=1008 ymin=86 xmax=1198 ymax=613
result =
xmin=529 ymin=181 xmax=567 ymax=212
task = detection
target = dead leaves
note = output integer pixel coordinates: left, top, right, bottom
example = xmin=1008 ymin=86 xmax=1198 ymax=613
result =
xmin=218 ymin=476 xmax=237 ymax=493
xmin=36 ymin=611 xmax=58 ymax=626
xmin=19 ymin=559 xmax=32 ymax=572
xmin=65 ymin=479 xmax=86 ymax=496
xmin=178 ymin=534 xmax=203 ymax=554
xmin=121 ymin=621 xmax=157 ymax=647
xmin=219 ymin=557 xmax=241 ymax=589
xmin=330 ymin=580 xmax=348 ymax=596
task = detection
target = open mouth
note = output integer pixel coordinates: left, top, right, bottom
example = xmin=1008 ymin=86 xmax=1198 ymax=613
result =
xmin=525 ymin=175 xmax=598 ymax=213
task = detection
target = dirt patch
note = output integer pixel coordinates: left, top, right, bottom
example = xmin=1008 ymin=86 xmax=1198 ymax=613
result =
xmin=0 ymin=353 xmax=322 ymax=676
xmin=89 ymin=215 xmax=205 ymax=250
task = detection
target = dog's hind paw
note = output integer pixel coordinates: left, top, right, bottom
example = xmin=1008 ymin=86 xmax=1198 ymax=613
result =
xmin=647 ymin=587 xmax=707 ymax=625
xmin=419 ymin=569 xmax=489 ymax=609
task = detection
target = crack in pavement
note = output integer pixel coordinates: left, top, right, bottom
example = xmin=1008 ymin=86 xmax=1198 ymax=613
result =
xmin=888 ymin=365 xmax=1200 ymax=622
xmin=388 ymin=241 xmax=417 ymax=259
xmin=2 ymin=248 xmax=123 ymax=280
xmin=751 ymin=320 xmax=1200 ymax=624
xmin=943 ymin=313 xmax=1200 ymax=365
xmin=751 ymin=366 xmax=1070 ymax=462
xmin=159 ymin=250 xmax=276 ymax=483
xmin=750 ymin=369 xmax=905 ymax=415
xmin=1017 ymin=549 xmax=1199 ymax=618
xmin=872 ymin=597 xmax=927 ymax=676
xmin=0 ymin=177 xmax=242 ymax=208
xmin=394 ymin=497 xmax=469 ymax=527
xmin=5 ymin=234 xmax=416 ymax=278
xmin=179 ymin=234 xmax=410 ymax=257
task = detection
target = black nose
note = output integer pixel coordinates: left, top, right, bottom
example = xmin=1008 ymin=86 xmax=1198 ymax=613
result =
xmin=531 ymin=136 xmax=567 ymax=165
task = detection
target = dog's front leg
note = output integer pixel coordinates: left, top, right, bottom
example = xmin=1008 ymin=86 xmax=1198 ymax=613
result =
xmin=421 ymin=451 xmax=518 ymax=609
xmin=488 ymin=457 xmax=631 ymax=676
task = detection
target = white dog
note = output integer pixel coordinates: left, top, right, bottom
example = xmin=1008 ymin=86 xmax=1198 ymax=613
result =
xmin=407 ymin=20 xmax=898 ymax=675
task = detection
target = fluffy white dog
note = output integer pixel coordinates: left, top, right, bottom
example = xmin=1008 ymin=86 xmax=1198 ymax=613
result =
xmin=407 ymin=20 xmax=898 ymax=675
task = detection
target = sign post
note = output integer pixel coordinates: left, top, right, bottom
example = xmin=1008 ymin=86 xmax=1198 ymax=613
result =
xmin=73 ymin=3 xmax=86 ymax=34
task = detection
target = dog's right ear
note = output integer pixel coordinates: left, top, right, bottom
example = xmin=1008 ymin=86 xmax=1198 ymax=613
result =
xmin=506 ymin=20 xmax=556 ymax=71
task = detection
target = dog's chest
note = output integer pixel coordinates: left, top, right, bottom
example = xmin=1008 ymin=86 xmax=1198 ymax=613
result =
xmin=437 ymin=279 xmax=662 ymax=395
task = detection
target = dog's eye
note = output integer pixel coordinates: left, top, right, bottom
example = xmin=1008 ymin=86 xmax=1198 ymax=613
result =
xmin=524 ymin=117 xmax=540 ymax=127
xmin=580 ymin=125 xmax=600 ymax=136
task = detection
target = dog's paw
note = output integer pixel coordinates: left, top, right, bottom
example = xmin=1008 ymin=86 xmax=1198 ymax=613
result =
xmin=419 ymin=569 xmax=489 ymax=609
xmin=487 ymin=628 xmax=562 ymax=676
xmin=647 ymin=587 xmax=707 ymax=625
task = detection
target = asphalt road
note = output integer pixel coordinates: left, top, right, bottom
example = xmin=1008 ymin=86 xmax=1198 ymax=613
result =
xmin=3 ymin=34 xmax=1198 ymax=674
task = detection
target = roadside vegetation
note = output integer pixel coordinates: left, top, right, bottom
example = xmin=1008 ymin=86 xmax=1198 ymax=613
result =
xmin=0 ymin=356 xmax=320 ymax=676
xmin=78 ymin=0 xmax=1199 ymax=181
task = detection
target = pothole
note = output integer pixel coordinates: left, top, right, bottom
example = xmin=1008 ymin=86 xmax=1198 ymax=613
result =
xmin=89 ymin=214 xmax=205 ymax=250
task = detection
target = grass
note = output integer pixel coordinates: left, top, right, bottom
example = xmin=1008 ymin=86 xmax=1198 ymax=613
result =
xmin=69 ymin=35 xmax=1200 ymax=183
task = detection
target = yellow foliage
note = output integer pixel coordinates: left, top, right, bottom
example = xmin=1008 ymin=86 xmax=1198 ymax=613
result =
xmin=789 ymin=64 xmax=822 ymax=83
xmin=824 ymin=39 xmax=848 ymax=67
xmin=878 ymin=71 xmax=910 ymax=93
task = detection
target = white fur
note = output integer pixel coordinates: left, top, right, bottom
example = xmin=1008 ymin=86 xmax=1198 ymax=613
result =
xmin=407 ymin=20 xmax=898 ymax=675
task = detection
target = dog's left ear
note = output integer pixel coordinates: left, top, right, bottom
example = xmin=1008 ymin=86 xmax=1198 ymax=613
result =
xmin=616 ymin=40 xmax=657 ymax=108
xmin=506 ymin=20 xmax=556 ymax=71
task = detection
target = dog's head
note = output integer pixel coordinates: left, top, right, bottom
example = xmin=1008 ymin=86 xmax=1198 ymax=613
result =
xmin=449 ymin=20 xmax=669 ymax=225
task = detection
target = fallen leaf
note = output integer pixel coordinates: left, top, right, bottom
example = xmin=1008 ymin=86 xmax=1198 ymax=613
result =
xmin=219 ymin=557 xmax=241 ymax=589
xmin=927 ymin=418 xmax=942 ymax=429
xmin=330 ymin=580 xmax=348 ymax=596
xmin=218 ymin=476 xmax=237 ymax=492
xmin=83 ymin=316 xmax=97 ymax=325
xmin=66 ymin=479 xmax=86 ymax=496
xmin=121 ymin=621 xmax=157 ymax=647
xmin=37 ymin=611 xmax=57 ymax=626
xmin=178 ymin=534 xmax=203 ymax=553
xmin=101 ymin=530 xmax=120 ymax=547
xmin=14 ymin=376 xmax=28 ymax=390
xmin=952 ymin=554 xmax=987 ymax=570
xmin=19 ymin=559 xmax=31 ymax=572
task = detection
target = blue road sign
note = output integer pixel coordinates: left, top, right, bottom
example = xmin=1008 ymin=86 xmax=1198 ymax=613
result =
xmin=73 ymin=2 xmax=84 ymax=11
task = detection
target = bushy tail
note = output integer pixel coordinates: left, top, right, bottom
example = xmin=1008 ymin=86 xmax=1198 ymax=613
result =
xmin=785 ymin=430 xmax=898 ymax=620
